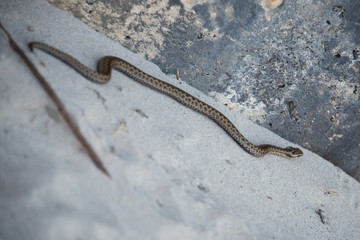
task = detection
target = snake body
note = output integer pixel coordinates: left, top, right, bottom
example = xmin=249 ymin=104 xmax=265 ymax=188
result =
xmin=29 ymin=42 xmax=303 ymax=159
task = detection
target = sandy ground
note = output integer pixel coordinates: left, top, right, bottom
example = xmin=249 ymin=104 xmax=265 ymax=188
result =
xmin=0 ymin=0 xmax=359 ymax=239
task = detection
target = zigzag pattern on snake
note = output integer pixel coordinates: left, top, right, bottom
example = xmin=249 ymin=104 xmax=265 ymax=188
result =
xmin=29 ymin=42 xmax=303 ymax=159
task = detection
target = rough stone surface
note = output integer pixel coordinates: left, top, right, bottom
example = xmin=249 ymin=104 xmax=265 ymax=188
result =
xmin=47 ymin=0 xmax=359 ymax=180
xmin=1 ymin=0 xmax=360 ymax=239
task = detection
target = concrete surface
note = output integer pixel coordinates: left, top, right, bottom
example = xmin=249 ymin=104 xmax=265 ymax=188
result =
xmin=46 ymin=0 xmax=360 ymax=180
xmin=1 ymin=0 xmax=360 ymax=239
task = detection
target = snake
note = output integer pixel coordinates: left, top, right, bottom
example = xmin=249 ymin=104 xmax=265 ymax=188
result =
xmin=29 ymin=42 xmax=303 ymax=159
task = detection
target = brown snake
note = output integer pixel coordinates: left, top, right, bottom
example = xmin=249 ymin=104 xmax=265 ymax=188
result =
xmin=29 ymin=42 xmax=303 ymax=159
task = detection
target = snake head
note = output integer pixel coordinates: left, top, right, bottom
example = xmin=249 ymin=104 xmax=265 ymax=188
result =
xmin=284 ymin=147 xmax=303 ymax=158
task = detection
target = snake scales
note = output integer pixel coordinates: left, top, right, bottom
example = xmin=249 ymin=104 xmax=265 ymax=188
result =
xmin=29 ymin=42 xmax=303 ymax=159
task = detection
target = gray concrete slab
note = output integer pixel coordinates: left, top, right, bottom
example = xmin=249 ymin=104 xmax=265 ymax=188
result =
xmin=0 ymin=0 xmax=359 ymax=239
